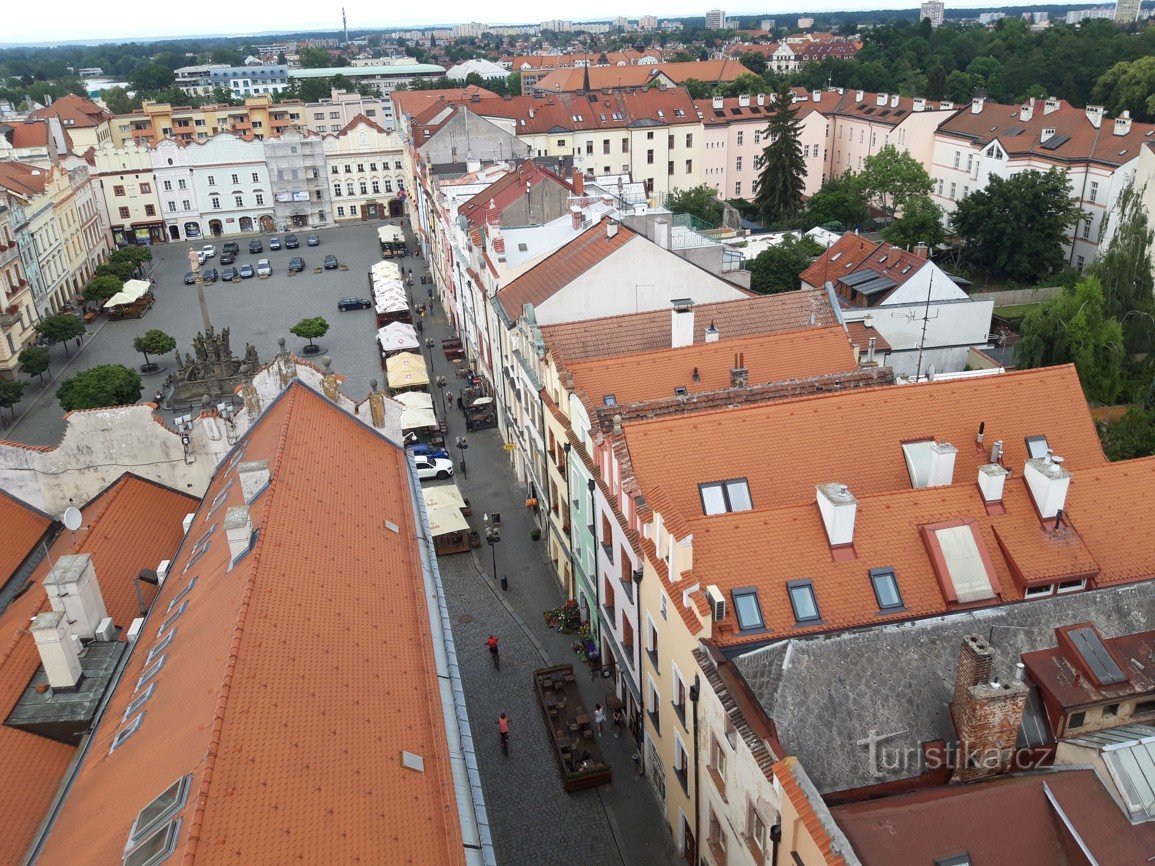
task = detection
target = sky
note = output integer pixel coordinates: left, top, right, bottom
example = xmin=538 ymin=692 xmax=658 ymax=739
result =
xmin=7 ymin=1 xmax=1070 ymax=45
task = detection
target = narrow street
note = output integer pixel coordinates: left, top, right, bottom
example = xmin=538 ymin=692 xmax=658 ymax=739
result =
xmin=402 ymin=223 xmax=678 ymax=866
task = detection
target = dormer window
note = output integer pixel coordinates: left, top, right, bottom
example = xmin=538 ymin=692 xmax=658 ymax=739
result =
xmin=603 ymin=394 xmax=617 ymax=406
xmin=699 ymin=479 xmax=752 ymax=515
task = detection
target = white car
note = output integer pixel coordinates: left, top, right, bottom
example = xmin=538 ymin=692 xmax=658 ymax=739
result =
xmin=200 ymin=244 xmax=216 ymax=259
xmin=256 ymin=258 xmax=272 ymax=277
xmin=413 ymin=455 xmax=454 ymax=481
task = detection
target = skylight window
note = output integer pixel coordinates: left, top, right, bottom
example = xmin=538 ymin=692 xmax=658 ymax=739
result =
xmin=124 ymin=820 xmax=181 ymax=866
xmin=147 ymin=630 xmax=175 ymax=665
xmin=869 ymin=567 xmax=904 ymax=611
xmin=901 ymin=440 xmax=935 ymax=488
xmin=934 ymin=524 xmax=996 ymax=603
xmin=160 ymin=602 xmax=187 ymax=635
xmin=787 ymin=580 xmax=822 ymax=624
xmin=129 ymin=776 xmax=191 ymax=846
xmin=1025 ymin=434 xmax=1050 ymax=459
xmin=731 ymin=589 xmax=765 ymax=631
xmin=208 ymin=480 xmax=233 ymax=516
xmin=110 ymin=712 xmax=145 ymax=754
xmin=674 ymin=386 xmax=688 ymax=397
xmin=124 ymin=683 xmax=156 ymax=721
xmin=603 ymin=394 xmax=617 ymax=407
xmin=167 ymin=576 xmax=197 ymax=612
xmin=183 ymin=525 xmax=216 ymax=573
xmin=137 ymin=656 xmax=166 ymax=691
xmin=699 ymin=479 xmax=753 ymax=515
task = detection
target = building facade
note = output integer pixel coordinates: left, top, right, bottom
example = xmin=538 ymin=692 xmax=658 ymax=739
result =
xmin=265 ymin=129 xmax=333 ymax=230
xmin=0 ymin=192 xmax=36 ymax=377
xmin=323 ymin=117 xmax=407 ymax=223
xmin=86 ymin=142 xmax=165 ymax=245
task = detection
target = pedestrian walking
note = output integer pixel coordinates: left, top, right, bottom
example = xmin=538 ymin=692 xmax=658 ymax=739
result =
xmin=611 ymin=707 xmax=624 ymax=737
xmin=447 ymin=391 xmax=455 ymax=408
xmin=594 ymin=703 xmax=606 ymax=736
xmin=414 ymin=319 xmax=424 ymax=334
xmin=426 ymin=287 xmax=433 ymax=300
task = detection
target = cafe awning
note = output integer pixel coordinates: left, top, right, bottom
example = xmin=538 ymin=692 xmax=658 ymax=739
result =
xmin=400 ymin=406 xmax=438 ymax=430
xmin=372 ymin=276 xmax=406 ymax=294
xmin=386 ymin=351 xmax=429 ymax=388
xmin=375 ymin=296 xmax=409 ymax=314
xmin=394 ymin=391 xmax=433 ymax=410
xmin=371 ymin=260 xmax=403 ymax=281
xmin=377 ymin=322 xmax=419 ymax=354
xmin=423 ymin=483 xmax=466 ymax=511
xmin=103 ymin=279 xmax=151 ymax=308
xmin=422 ymin=484 xmax=469 ymax=535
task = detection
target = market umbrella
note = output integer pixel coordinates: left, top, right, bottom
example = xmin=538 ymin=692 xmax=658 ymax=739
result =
xmin=400 ymin=406 xmax=438 ymax=430
xmin=377 ymin=322 xmax=419 ymax=354
xmin=394 ymin=391 xmax=433 ymax=409
xmin=386 ymin=352 xmax=429 ymax=388
xmin=104 ymin=279 xmax=151 ymax=308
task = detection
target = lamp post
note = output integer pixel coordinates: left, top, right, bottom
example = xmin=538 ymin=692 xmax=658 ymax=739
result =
xmin=434 ymin=374 xmax=447 ymax=421
xmin=484 ymin=512 xmax=502 ymax=583
xmin=455 ymin=435 xmax=468 ymax=479
xmin=424 ymin=336 xmax=436 ymax=372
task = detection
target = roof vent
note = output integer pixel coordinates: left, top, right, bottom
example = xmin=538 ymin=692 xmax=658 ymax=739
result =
xmin=401 ymin=751 xmax=425 ymax=772
xmin=816 ymin=482 xmax=857 ymax=547
xmin=705 ymin=584 xmax=726 ymax=621
xmin=704 ymin=322 xmax=719 ymax=343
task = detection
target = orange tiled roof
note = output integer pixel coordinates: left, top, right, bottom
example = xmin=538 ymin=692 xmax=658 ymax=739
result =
xmin=565 ymin=326 xmax=858 ymax=407
xmin=532 ymin=66 xmax=654 ymax=92
xmin=36 ymin=383 xmax=468 ymax=866
xmin=774 ymin=757 xmax=850 ymax=866
xmin=541 ymin=290 xmax=837 ymax=364
xmin=3 ymin=119 xmax=52 ymax=149
xmin=655 ymin=59 xmax=756 ymax=84
xmin=0 ymin=488 xmax=52 ymax=588
xmin=0 ymin=161 xmax=51 ymax=197
xmin=390 ymin=85 xmax=497 ymax=119
xmin=799 ymin=231 xmax=928 ymax=293
xmin=0 ymin=475 xmax=195 ymax=865
xmin=474 ymin=88 xmax=700 ymax=135
xmin=495 ymin=221 xmax=634 ymax=319
xmin=29 ymin=94 xmax=111 ymax=128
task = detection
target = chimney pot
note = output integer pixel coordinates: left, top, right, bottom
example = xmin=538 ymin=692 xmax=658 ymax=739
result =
xmin=606 ymin=220 xmax=619 ymax=239
xmin=729 ymin=353 xmax=748 ymax=387
xmin=43 ymin=554 xmax=108 ymax=642
xmin=816 ymin=482 xmax=857 ymax=547
xmin=977 ymin=463 xmax=1010 ymax=503
xmin=952 ymin=634 xmax=1029 ymax=782
xmin=704 ymin=322 xmax=719 ymax=343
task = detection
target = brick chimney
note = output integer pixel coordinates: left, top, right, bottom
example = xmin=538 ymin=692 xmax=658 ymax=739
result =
xmin=951 ymin=635 xmax=1029 ymax=783
xmin=913 ymin=242 xmax=928 ymax=259
xmin=572 ymin=168 xmax=584 ymax=196
xmin=729 ymin=352 xmax=748 ymax=387
xmin=571 ymin=205 xmax=583 ymax=230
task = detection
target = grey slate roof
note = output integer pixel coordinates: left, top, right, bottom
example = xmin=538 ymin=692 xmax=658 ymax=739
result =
xmin=734 ymin=582 xmax=1155 ymax=795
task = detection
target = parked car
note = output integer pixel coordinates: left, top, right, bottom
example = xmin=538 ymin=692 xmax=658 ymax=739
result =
xmin=288 ymin=257 xmax=305 ymax=273
xmin=201 ymin=267 xmax=218 ymax=283
xmin=284 ymin=234 xmax=299 ymax=249
xmin=183 ymin=271 xmax=196 ymax=285
xmin=220 ymin=266 xmax=238 ymax=281
xmin=306 ymin=234 xmax=320 ymax=246
xmin=222 ymin=241 xmax=240 ymax=255
xmin=323 ymin=254 xmax=339 ymax=270
xmin=238 ymin=264 xmax=255 ymax=279
xmin=413 ymin=455 xmax=454 ymax=481
xmin=337 ymin=296 xmax=372 ymax=311
xmin=406 ymin=442 xmax=449 ymax=460
xmin=268 ymin=236 xmax=282 ymax=250
xmin=197 ymin=250 xmax=210 ymax=265
xmin=256 ymin=259 xmax=272 ymax=277
xmin=220 ymin=252 xmax=236 ymax=266
xmin=248 ymin=239 xmax=263 ymax=254
xmin=200 ymin=244 xmax=216 ymax=259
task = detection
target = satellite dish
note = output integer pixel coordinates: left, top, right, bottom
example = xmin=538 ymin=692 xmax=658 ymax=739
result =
xmin=62 ymin=507 xmax=82 ymax=531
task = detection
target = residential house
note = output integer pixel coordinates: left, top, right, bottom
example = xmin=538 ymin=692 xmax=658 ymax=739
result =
xmin=110 ymin=95 xmax=302 ymax=148
xmin=800 ymin=232 xmax=993 ymax=376
xmin=527 ymin=59 xmax=756 ymax=95
xmin=305 ymin=88 xmax=395 ymax=133
xmin=28 ymin=381 xmax=492 ymax=865
xmin=323 ymin=115 xmax=408 ymax=223
xmin=0 ymin=118 xmax=63 ymax=165
xmin=0 ymin=192 xmax=36 ymax=375
xmin=409 ymin=102 xmax=532 ymax=168
xmin=28 ymin=94 xmax=112 ymax=150
xmin=182 ymin=134 xmax=273 ymax=237
xmin=1140 ymin=142 xmax=1155 ymax=265
xmin=85 ymin=141 xmax=166 ymax=245
xmin=151 ymin=139 xmax=202 ymax=241
xmin=932 ymin=96 xmax=1155 ymax=269
xmin=264 ymin=128 xmax=333 ymax=230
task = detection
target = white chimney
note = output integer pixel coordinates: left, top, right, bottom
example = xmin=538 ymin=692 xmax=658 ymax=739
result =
xmin=816 ymin=482 xmax=857 ymax=547
xmin=712 ymin=95 xmax=724 ymax=110
xmin=31 ymin=610 xmax=82 ymax=689
xmin=704 ymin=322 xmax=719 ymax=343
xmin=1043 ymin=97 xmax=1060 ymax=115
xmin=182 ymin=513 xmax=195 ymax=535
xmin=653 ymin=218 xmax=669 ymax=249
xmin=224 ymin=504 xmax=254 ymax=561
xmin=971 ymin=96 xmax=984 ymax=114
xmin=940 ymin=101 xmax=954 ymax=110
xmin=1084 ymin=105 xmax=1103 ymax=128
xmin=1020 ymin=102 xmax=1034 ymax=122
xmin=756 ymin=93 xmax=765 ymax=106
xmin=607 ymin=221 xmax=619 ymax=239
xmin=43 ymin=553 xmax=108 ymax=642
xmin=927 ymin=442 xmax=958 ymax=487
xmin=738 ymin=94 xmax=750 ymax=107
xmin=876 ymin=92 xmax=887 ymax=107
xmin=855 ymin=90 xmax=864 ymax=102
xmin=913 ymin=97 xmax=926 ymax=112
xmin=1024 ymin=456 xmax=1070 ymax=519
xmin=1114 ymin=111 xmax=1132 ymax=136
xmin=238 ymin=459 xmax=270 ymax=502
xmin=891 ymin=94 xmax=900 ymax=108
xmin=671 ymin=299 xmax=694 ymax=348
xmin=977 ymin=463 xmax=1010 ymax=504
xmin=1042 ymin=127 xmax=1056 ymax=141
xmin=812 ymin=89 xmax=821 ymax=102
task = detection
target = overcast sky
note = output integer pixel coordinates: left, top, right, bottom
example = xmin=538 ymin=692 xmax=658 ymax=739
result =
xmin=9 ymin=1 xmax=1062 ymax=45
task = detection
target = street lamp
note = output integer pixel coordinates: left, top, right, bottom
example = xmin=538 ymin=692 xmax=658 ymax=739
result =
xmin=483 ymin=512 xmax=502 ymax=583
xmin=424 ymin=336 xmax=435 ymax=371
xmin=455 ymin=435 xmax=468 ymax=480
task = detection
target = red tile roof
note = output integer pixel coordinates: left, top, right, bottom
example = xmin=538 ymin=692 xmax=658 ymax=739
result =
xmin=0 ymin=475 xmax=195 ymax=865
xmin=565 ymin=326 xmax=858 ymax=406
xmin=28 ymin=94 xmax=111 ymax=129
xmin=474 ymin=88 xmax=700 ymax=134
xmin=37 ymin=384 xmax=469 ymax=866
xmin=1022 ymin=625 xmax=1155 ymax=708
xmin=775 ymin=757 xmax=850 ymax=866
xmin=0 ymin=161 xmax=51 ymax=197
xmin=390 ymin=86 xmax=497 ymax=120
xmin=2 ymin=119 xmax=52 ymax=149
xmin=655 ymin=59 xmax=756 ymax=84
xmin=0 ymin=488 xmax=52 ymax=589
xmin=531 ymin=66 xmax=653 ymax=92
xmin=541 ymin=290 xmax=838 ymax=364
xmin=800 ymin=231 xmax=928 ymax=293
xmin=458 ymin=159 xmax=572 ymax=228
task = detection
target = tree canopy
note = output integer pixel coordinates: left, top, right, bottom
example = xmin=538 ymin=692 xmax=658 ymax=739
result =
xmin=290 ymin=317 xmax=330 ymax=348
xmin=753 ymin=79 xmax=806 ymax=226
xmin=881 ymin=194 xmax=944 ymax=250
xmin=665 ymin=184 xmax=724 ymax=224
xmin=1086 ymin=181 xmax=1155 ymax=355
xmin=83 ymin=275 xmax=123 ymax=305
xmin=856 ymin=144 xmax=933 ymax=222
xmin=952 ymin=168 xmax=1081 ymax=284
xmin=746 ymin=234 xmax=823 ymax=294
xmin=0 ymin=379 xmax=25 ymax=420
xmin=805 ymin=172 xmax=870 ymax=231
xmin=57 ymin=364 xmax=142 ymax=411
xmin=35 ymin=314 xmax=86 ymax=356
xmin=133 ymin=329 xmax=177 ymax=366
xmin=1092 ymin=56 xmax=1155 ymax=122
xmin=18 ymin=346 xmax=51 ymax=381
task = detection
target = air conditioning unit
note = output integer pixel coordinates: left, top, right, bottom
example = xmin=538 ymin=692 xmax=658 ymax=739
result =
xmin=706 ymin=584 xmax=726 ymax=622
xmin=156 ymin=560 xmax=171 ymax=586
xmin=95 ymin=616 xmax=116 ymax=642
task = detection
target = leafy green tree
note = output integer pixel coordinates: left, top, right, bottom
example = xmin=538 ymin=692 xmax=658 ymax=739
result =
xmin=110 ymin=246 xmax=152 ymax=267
xmin=753 ymin=79 xmax=806 ymax=225
xmin=299 ymin=47 xmax=344 ymax=68
xmin=1093 ymin=56 xmax=1155 ymax=122
xmin=507 ymin=72 xmax=521 ymax=95
xmin=19 ymin=346 xmax=51 ymax=382
xmin=129 ymin=62 xmax=175 ymax=93
xmin=681 ymin=78 xmax=713 ymax=100
xmin=739 ymin=51 xmax=768 ymax=77
xmin=290 ymin=316 xmax=330 ymax=350
xmin=210 ymin=48 xmax=244 ymax=65
xmin=952 ymin=168 xmax=1081 ymax=283
xmin=0 ymin=379 xmax=25 ymax=422
xmin=806 ymin=172 xmax=870 ymax=231
xmin=35 ymin=314 xmax=86 ymax=357
xmin=100 ymin=85 xmax=137 ymax=114
xmin=925 ymin=60 xmax=948 ymax=100
xmin=882 ymin=195 xmax=944 ymax=250
xmin=746 ymin=234 xmax=823 ymax=294
xmin=133 ymin=329 xmax=177 ymax=369
xmin=83 ymin=275 xmax=123 ymax=306
xmin=1099 ymin=407 xmax=1155 ymax=461
xmin=723 ymin=73 xmax=767 ymax=98
xmin=1087 ymin=181 xmax=1155 ymax=355
xmin=57 ymin=364 xmax=142 ymax=411
xmin=855 ymin=144 xmax=933 ymax=223
xmin=96 ymin=260 xmax=135 ymax=282
xmin=1016 ymin=277 xmax=1124 ymax=404
xmin=665 ymin=184 xmax=724 ymax=224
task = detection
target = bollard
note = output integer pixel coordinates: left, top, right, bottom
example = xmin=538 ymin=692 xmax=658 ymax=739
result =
xmin=500 ymin=574 xmax=508 ymax=591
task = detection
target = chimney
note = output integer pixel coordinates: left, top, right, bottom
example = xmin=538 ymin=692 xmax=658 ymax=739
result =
xmin=913 ymin=242 xmax=928 ymax=259
xmin=43 ymin=554 xmax=108 ymax=642
xmin=238 ymin=459 xmax=271 ymax=502
xmin=977 ymin=463 xmax=1010 ymax=504
xmin=367 ymin=380 xmax=386 ymax=428
xmin=876 ymin=92 xmax=887 ymax=107
xmin=812 ymin=89 xmax=821 ymax=102
xmin=1113 ymin=111 xmax=1132 ymax=136
xmin=1024 ymin=456 xmax=1070 ymax=519
xmin=756 ymin=93 xmax=765 ymax=106
xmin=653 ymin=218 xmax=670 ymax=249
xmin=1043 ymin=97 xmax=1060 ymax=115
xmin=466 ymin=157 xmax=481 ymax=173
xmin=866 ymin=336 xmax=876 ymax=365
xmin=891 ymin=94 xmax=900 ymax=108
xmin=1084 ymin=105 xmax=1104 ymax=128
xmin=729 ymin=352 xmax=748 ymax=387
xmin=571 ymin=204 xmax=583 ymax=230
xmin=712 ymin=95 xmax=724 ymax=110
xmin=913 ymin=97 xmax=925 ymax=112
xmin=738 ymin=94 xmax=750 ymax=107
xmin=572 ymin=168 xmax=584 ymax=196
xmin=704 ymin=322 xmax=719 ymax=343
xmin=940 ymin=101 xmax=954 ymax=110
xmin=927 ymin=442 xmax=958 ymax=487
xmin=528 ymin=106 xmax=535 ymax=119
xmin=951 ymin=635 xmax=1029 ymax=783
xmin=855 ymin=90 xmax=864 ymax=102
xmin=816 ymin=482 xmax=857 ymax=547
xmin=971 ymin=96 xmax=984 ymax=114
xmin=1019 ymin=102 xmax=1034 ymax=122
xmin=606 ymin=221 xmax=619 ymax=239
xmin=224 ymin=504 xmax=254 ymax=561
xmin=670 ymin=299 xmax=694 ymax=348
xmin=31 ymin=611 xmax=83 ymax=690
xmin=1041 ymin=127 xmax=1056 ymax=141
